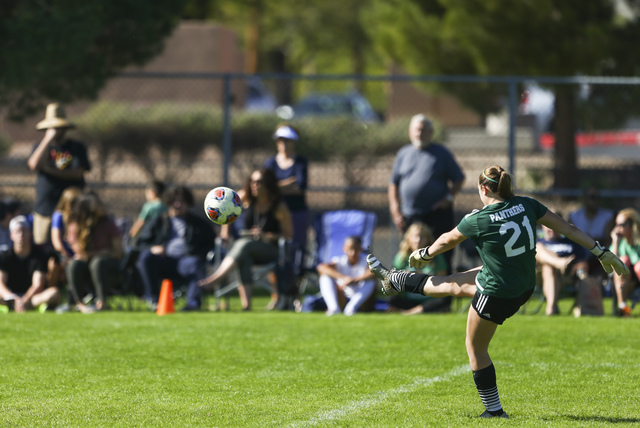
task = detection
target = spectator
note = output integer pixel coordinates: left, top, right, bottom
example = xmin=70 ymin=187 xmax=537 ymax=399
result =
xmin=0 ymin=216 xmax=60 ymax=312
xmin=264 ymin=124 xmax=309 ymax=258
xmin=536 ymin=223 xmax=589 ymax=316
xmin=49 ymin=187 xmax=83 ymax=313
xmin=66 ymin=192 xmax=123 ymax=313
xmin=51 ymin=187 xmax=83 ymax=262
xmin=317 ymin=236 xmax=376 ymax=316
xmin=129 ymin=180 xmax=167 ymax=240
xmin=27 ymin=103 xmax=91 ymax=245
xmin=264 ymin=124 xmax=309 ymax=310
xmin=388 ymin=222 xmax=452 ymax=315
xmin=0 ymin=197 xmax=22 ymax=252
xmin=568 ymin=187 xmax=614 ymax=246
xmin=568 ymin=187 xmax=614 ymax=275
xmin=199 ymin=168 xmax=293 ymax=311
xmin=136 ymin=185 xmax=216 ymax=311
xmin=609 ymin=208 xmax=640 ymax=317
xmin=388 ymin=114 xmax=465 ymax=273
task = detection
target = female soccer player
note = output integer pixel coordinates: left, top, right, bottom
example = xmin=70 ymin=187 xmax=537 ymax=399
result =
xmin=367 ymin=165 xmax=628 ymax=418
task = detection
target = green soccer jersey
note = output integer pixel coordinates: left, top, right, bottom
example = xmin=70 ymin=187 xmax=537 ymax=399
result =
xmin=457 ymin=196 xmax=548 ymax=298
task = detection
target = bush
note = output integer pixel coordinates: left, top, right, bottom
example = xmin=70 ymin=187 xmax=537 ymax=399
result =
xmin=74 ymin=101 xmax=447 ymax=171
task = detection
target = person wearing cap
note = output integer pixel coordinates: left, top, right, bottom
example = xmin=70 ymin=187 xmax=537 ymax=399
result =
xmin=0 ymin=216 xmax=60 ymax=312
xmin=264 ymin=124 xmax=309 ymax=309
xmin=27 ymin=103 xmax=91 ymax=246
xmin=389 ymin=114 xmax=465 ymax=274
xmin=0 ymin=197 xmax=23 ymax=252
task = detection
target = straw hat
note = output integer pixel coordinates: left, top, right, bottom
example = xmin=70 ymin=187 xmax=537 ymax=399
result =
xmin=36 ymin=103 xmax=75 ymax=130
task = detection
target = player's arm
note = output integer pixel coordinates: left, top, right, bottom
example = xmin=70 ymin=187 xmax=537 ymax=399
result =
xmin=428 ymin=227 xmax=467 ymax=257
xmin=409 ymin=227 xmax=467 ymax=268
xmin=538 ymin=210 xmax=595 ymax=249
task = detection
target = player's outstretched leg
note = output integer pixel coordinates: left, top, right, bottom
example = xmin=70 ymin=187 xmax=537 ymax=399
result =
xmin=366 ymin=254 xmax=430 ymax=296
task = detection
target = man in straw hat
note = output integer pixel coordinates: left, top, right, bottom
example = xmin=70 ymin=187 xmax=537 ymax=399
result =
xmin=27 ymin=103 xmax=91 ymax=245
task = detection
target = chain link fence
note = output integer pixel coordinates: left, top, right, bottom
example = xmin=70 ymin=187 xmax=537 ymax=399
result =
xmin=2 ymin=73 xmax=640 ymax=266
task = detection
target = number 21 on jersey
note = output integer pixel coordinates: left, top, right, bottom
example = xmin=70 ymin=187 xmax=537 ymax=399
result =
xmin=500 ymin=216 xmax=535 ymax=257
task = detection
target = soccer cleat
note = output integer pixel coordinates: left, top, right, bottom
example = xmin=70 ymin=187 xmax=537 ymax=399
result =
xmin=478 ymin=410 xmax=509 ymax=418
xmin=366 ymin=254 xmax=403 ymax=296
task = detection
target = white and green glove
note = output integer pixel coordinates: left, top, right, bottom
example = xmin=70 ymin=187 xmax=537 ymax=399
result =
xmin=591 ymin=241 xmax=629 ymax=276
xmin=409 ymin=246 xmax=433 ymax=269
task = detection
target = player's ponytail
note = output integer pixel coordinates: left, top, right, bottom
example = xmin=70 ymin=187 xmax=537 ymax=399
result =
xmin=479 ymin=166 xmax=514 ymax=199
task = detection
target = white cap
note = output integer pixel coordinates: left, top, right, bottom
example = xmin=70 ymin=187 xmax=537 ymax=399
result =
xmin=273 ymin=126 xmax=299 ymax=141
xmin=9 ymin=215 xmax=29 ymax=232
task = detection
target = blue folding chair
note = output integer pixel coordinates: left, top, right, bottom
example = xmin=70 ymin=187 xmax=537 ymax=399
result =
xmin=298 ymin=209 xmax=377 ymax=295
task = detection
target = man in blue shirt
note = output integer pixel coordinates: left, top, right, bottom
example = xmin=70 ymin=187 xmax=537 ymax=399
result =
xmin=389 ymin=114 xmax=465 ymax=272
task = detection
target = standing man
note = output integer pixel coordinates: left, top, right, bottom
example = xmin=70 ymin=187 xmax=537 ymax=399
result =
xmin=0 ymin=216 xmax=60 ymax=312
xmin=27 ymin=103 xmax=91 ymax=245
xmin=389 ymin=114 xmax=465 ymax=273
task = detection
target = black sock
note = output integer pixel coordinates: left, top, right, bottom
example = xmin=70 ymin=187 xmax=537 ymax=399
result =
xmin=402 ymin=272 xmax=431 ymax=294
xmin=473 ymin=364 xmax=503 ymax=415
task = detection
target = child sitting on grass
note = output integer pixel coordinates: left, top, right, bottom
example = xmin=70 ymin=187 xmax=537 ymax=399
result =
xmin=317 ymin=236 xmax=376 ymax=316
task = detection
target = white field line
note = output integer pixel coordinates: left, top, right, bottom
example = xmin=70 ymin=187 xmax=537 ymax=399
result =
xmin=289 ymin=365 xmax=470 ymax=428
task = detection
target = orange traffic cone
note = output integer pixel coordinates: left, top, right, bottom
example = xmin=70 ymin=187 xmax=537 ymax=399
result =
xmin=157 ymin=279 xmax=175 ymax=316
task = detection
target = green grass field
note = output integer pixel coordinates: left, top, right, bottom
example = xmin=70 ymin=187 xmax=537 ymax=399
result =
xmin=1 ymin=296 xmax=639 ymax=427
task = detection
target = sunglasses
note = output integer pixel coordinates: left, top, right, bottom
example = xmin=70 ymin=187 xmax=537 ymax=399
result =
xmin=615 ymin=222 xmax=631 ymax=228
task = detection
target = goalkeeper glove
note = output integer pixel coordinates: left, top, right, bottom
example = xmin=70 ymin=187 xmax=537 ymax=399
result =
xmin=591 ymin=241 xmax=629 ymax=276
xmin=409 ymin=246 xmax=433 ymax=269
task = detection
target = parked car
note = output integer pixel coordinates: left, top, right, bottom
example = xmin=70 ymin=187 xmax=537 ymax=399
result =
xmin=244 ymin=77 xmax=278 ymax=112
xmin=276 ymin=91 xmax=381 ymax=122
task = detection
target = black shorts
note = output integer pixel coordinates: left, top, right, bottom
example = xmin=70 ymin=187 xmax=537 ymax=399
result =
xmin=471 ymin=288 xmax=535 ymax=325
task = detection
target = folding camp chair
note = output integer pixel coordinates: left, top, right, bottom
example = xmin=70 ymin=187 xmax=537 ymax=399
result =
xmin=298 ymin=209 xmax=377 ymax=295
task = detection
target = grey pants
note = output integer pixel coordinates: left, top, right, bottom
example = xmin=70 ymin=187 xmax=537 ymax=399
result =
xmin=226 ymin=237 xmax=278 ymax=285
xmin=66 ymin=256 xmax=121 ymax=304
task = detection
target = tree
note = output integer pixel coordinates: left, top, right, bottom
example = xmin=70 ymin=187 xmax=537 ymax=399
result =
xmin=0 ymin=0 xmax=186 ymax=121
xmin=182 ymin=0 xmax=388 ymax=106
xmin=364 ymin=0 xmax=640 ymax=188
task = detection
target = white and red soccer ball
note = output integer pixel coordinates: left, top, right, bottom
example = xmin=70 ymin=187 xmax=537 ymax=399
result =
xmin=204 ymin=186 xmax=242 ymax=225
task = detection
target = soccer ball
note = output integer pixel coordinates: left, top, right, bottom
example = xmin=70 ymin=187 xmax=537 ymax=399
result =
xmin=204 ymin=187 xmax=243 ymax=225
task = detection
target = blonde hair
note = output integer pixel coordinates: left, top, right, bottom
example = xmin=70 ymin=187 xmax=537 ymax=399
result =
xmin=479 ymin=165 xmax=515 ymax=199
xmin=398 ymin=222 xmax=434 ymax=259
xmin=617 ymin=208 xmax=640 ymax=245
xmin=56 ymin=186 xmax=83 ymax=225
xmin=68 ymin=192 xmax=107 ymax=253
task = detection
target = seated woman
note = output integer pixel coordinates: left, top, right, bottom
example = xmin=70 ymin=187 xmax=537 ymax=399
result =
xmin=610 ymin=208 xmax=640 ymax=317
xmin=536 ymin=223 xmax=590 ymax=316
xmin=199 ymin=168 xmax=293 ymax=311
xmin=66 ymin=192 xmax=123 ymax=313
xmin=387 ymin=222 xmax=452 ymax=314
xmin=317 ymin=236 xmax=376 ymax=316
xmin=50 ymin=186 xmax=83 ymax=312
